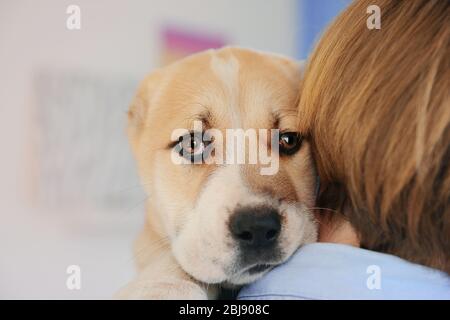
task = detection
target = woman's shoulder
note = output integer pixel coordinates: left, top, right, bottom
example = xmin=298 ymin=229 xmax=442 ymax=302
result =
xmin=237 ymin=243 xmax=450 ymax=300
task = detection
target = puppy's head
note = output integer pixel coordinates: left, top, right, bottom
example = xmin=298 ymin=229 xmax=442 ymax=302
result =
xmin=128 ymin=47 xmax=317 ymax=285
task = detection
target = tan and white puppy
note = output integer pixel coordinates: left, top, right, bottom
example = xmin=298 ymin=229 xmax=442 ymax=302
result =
xmin=116 ymin=47 xmax=317 ymax=299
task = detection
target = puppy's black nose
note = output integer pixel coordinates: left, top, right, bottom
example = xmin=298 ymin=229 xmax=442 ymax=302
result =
xmin=229 ymin=206 xmax=281 ymax=249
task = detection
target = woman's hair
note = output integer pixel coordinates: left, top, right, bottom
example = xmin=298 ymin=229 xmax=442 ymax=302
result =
xmin=299 ymin=0 xmax=450 ymax=272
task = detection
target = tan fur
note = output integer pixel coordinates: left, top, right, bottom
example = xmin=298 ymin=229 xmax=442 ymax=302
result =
xmin=116 ymin=47 xmax=317 ymax=299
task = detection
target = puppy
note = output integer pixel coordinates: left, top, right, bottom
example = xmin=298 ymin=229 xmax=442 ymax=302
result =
xmin=116 ymin=47 xmax=317 ymax=299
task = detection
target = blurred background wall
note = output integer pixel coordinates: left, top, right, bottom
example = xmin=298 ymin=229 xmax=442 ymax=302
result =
xmin=0 ymin=0 xmax=349 ymax=299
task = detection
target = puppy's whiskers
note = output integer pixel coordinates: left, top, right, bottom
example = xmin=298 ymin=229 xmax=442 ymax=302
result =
xmin=305 ymin=206 xmax=341 ymax=215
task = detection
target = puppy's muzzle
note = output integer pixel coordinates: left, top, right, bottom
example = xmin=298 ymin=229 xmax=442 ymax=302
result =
xmin=229 ymin=205 xmax=281 ymax=271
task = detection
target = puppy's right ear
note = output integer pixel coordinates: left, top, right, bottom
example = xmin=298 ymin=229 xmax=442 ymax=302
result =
xmin=127 ymin=70 xmax=164 ymax=153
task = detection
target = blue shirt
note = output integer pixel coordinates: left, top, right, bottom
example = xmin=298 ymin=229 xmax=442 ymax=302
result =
xmin=238 ymin=243 xmax=450 ymax=300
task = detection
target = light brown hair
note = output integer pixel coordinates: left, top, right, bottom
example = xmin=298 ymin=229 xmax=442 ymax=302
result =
xmin=299 ymin=0 xmax=450 ymax=272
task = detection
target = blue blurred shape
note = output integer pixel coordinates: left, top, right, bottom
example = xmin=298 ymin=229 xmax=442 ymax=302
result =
xmin=297 ymin=0 xmax=351 ymax=59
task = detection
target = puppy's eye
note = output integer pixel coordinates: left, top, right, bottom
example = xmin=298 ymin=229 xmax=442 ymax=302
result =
xmin=279 ymin=132 xmax=303 ymax=156
xmin=175 ymin=132 xmax=212 ymax=163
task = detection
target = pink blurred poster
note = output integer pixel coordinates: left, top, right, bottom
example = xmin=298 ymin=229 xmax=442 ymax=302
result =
xmin=161 ymin=26 xmax=227 ymax=65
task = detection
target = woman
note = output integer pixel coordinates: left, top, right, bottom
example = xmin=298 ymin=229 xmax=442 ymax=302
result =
xmin=239 ymin=0 xmax=450 ymax=299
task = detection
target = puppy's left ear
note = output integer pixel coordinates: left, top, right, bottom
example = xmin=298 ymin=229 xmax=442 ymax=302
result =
xmin=271 ymin=56 xmax=305 ymax=85
xmin=127 ymin=69 xmax=164 ymax=153
xmin=287 ymin=58 xmax=306 ymax=77
xmin=298 ymin=60 xmax=306 ymax=75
